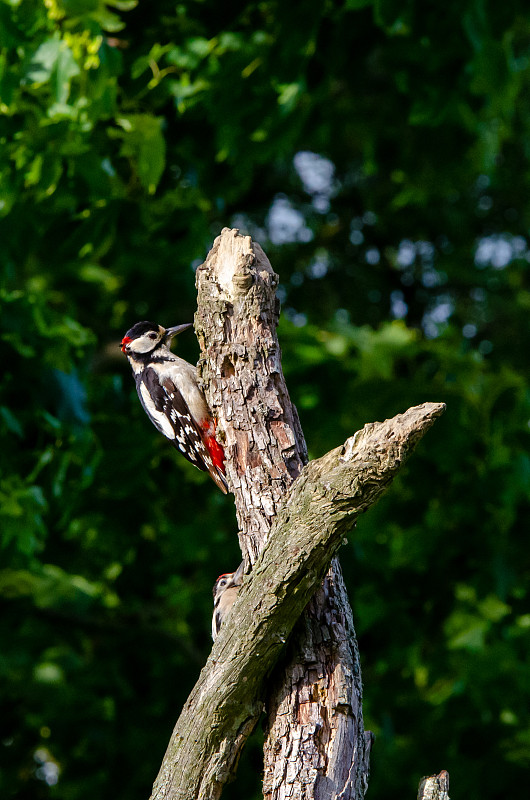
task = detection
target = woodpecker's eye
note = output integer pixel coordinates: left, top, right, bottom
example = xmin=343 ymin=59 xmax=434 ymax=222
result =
xmin=148 ymin=332 xmax=158 ymax=340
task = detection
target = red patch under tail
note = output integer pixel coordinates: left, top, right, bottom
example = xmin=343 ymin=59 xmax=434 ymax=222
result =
xmin=201 ymin=419 xmax=226 ymax=475
xmin=204 ymin=434 xmax=226 ymax=474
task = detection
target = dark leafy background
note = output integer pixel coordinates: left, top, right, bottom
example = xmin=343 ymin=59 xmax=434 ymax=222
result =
xmin=1 ymin=1 xmax=529 ymax=798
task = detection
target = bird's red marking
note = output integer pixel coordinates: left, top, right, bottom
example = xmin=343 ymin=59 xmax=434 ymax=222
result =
xmin=202 ymin=419 xmax=226 ymax=474
xmin=121 ymin=335 xmax=132 ymax=353
xmin=205 ymin=435 xmax=226 ymax=474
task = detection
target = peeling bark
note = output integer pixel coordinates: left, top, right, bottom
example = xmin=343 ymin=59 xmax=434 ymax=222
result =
xmin=262 ymin=559 xmax=366 ymax=800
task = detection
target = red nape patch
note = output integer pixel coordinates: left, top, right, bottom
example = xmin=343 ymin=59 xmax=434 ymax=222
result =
xmin=205 ymin=434 xmax=226 ymax=474
xmin=121 ymin=336 xmax=132 ymax=353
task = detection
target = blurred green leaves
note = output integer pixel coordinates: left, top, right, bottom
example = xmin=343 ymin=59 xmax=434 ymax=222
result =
xmin=111 ymin=114 xmax=166 ymax=193
xmin=1 ymin=1 xmax=530 ymax=799
xmin=27 ymin=38 xmax=81 ymax=104
xmin=0 ymin=563 xmax=119 ymax=610
xmin=445 ymin=586 xmax=511 ymax=652
xmin=0 ymin=478 xmax=47 ymax=556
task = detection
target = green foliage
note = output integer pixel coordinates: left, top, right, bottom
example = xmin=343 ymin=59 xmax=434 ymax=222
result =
xmin=1 ymin=1 xmax=529 ymax=798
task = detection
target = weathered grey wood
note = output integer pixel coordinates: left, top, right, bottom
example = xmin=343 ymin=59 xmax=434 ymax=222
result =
xmin=417 ymin=770 xmax=450 ymax=800
xmin=195 ymin=228 xmax=369 ymax=799
xmin=149 ymin=401 xmax=445 ymax=800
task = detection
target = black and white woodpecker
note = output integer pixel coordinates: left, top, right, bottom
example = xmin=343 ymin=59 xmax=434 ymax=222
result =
xmin=212 ymin=561 xmax=245 ymax=640
xmin=121 ymin=320 xmax=228 ymax=494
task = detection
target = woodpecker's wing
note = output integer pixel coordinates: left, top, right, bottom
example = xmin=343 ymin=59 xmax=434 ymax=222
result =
xmin=135 ymin=368 xmax=228 ymax=494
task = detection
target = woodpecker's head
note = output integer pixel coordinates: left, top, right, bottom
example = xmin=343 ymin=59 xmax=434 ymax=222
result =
xmin=121 ymin=321 xmax=193 ymax=356
xmin=212 ymin=561 xmax=245 ymax=641
xmin=212 ymin=561 xmax=245 ymax=602
xmin=212 ymin=573 xmax=236 ymax=602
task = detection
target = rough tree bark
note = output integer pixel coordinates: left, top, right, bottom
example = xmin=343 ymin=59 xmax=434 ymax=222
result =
xmin=195 ymin=229 xmax=369 ymax=800
xmin=149 ymin=229 xmax=446 ymax=800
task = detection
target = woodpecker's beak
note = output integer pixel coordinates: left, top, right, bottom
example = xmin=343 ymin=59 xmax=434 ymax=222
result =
xmin=163 ymin=323 xmax=193 ymax=342
xmin=232 ymin=561 xmax=245 ymax=585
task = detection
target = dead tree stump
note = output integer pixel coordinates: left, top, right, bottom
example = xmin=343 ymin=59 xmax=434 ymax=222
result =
xmin=149 ymin=228 xmax=446 ymax=800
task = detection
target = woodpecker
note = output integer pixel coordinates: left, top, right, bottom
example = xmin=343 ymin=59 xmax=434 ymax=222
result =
xmin=212 ymin=561 xmax=244 ymax=640
xmin=121 ymin=320 xmax=228 ymax=494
